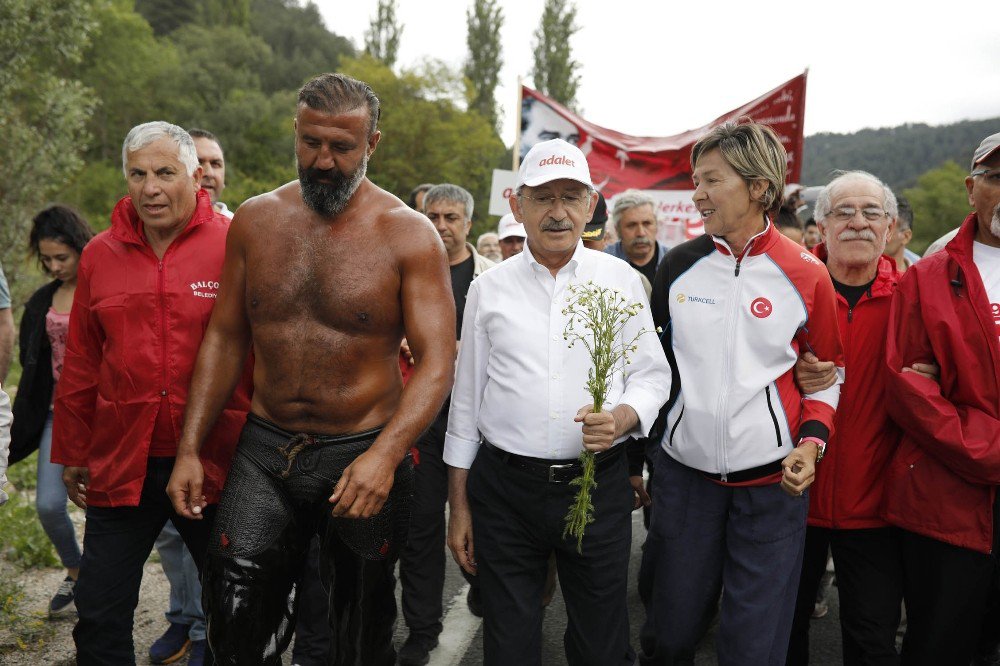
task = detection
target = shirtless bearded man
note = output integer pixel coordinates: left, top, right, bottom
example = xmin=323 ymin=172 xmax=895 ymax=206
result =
xmin=166 ymin=73 xmax=455 ymax=665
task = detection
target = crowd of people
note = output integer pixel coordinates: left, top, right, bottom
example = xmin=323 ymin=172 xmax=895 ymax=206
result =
xmin=0 ymin=71 xmax=998 ymax=666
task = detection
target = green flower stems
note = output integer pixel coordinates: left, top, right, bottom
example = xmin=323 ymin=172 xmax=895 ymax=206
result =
xmin=561 ymin=282 xmax=646 ymax=553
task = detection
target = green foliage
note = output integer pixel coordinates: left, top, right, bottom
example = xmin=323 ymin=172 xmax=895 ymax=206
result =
xmin=249 ymin=0 xmax=354 ymax=94
xmin=802 ymin=117 xmax=1000 ymax=191
xmin=135 ymin=0 xmax=248 ymax=34
xmin=68 ymin=0 xmax=180 ymax=162
xmin=0 ymin=0 xmax=96 ymax=302
xmin=364 ymin=0 xmax=402 ymax=68
xmin=902 ymin=161 xmax=972 ymax=254
xmin=58 ymin=161 xmax=123 ymax=233
xmin=6 ymin=451 xmax=38 ymax=492
xmin=164 ymin=24 xmax=273 ymax=118
xmin=341 ymin=57 xmax=507 ymax=234
xmin=0 ymin=495 xmax=59 ymax=569
xmin=531 ymin=0 xmax=580 ymax=109
xmin=134 ymin=0 xmax=197 ymax=35
xmin=464 ymin=0 xmax=504 ymax=130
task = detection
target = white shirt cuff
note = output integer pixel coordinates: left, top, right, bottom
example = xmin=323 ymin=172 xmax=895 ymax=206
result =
xmin=443 ymin=432 xmax=481 ymax=469
xmin=617 ymin=387 xmax=664 ymax=439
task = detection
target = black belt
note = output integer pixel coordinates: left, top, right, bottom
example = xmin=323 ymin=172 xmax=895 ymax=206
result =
xmin=483 ymin=439 xmax=623 ymax=483
xmin=700 ymin=459 xmax=784 ymax=483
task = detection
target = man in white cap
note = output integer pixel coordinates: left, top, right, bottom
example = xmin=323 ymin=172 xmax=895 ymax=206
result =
xmin=444 ymin=139 xmax=671 ymax=665
xmin=497 ymin=212 xmax=526 ymax=260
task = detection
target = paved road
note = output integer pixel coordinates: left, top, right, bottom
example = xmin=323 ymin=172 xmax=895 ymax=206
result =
xmin=386 ymin=510 xmax=844 ymax=665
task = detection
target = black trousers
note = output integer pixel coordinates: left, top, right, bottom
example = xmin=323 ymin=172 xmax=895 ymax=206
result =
xmin=899 ymin=529 xmax=996 ymax=666
xmin=832 ymin=527 xmax=903 ymax=665
xmin=399 ymin=406 xmax=477 ymax=642
xmin=291 ymin=536 xmax=331 ymax=666
xmin=203 ymin=415 xmax=411 ymax=666
xmin=468 ymin=443 xmax=636 ymax=666
xmin=788 ymin=526 xmax=903 ymax=666
xmin=74 ymin=457 xmax=215 ymax=666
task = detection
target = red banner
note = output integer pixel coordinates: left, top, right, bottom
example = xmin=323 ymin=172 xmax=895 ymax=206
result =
xmin=518 ymin=72 xmax=808 ymax=199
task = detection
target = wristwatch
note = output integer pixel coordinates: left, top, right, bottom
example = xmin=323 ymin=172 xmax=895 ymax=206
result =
xmin=799 ymin=436 xmax=826 ymax=463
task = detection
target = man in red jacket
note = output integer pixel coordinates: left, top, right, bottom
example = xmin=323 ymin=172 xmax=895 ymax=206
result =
xmin=882 ymin=132 xmax=1000 ymax=665
xmin=786 ymin=171 xmax=923 ymax=665
xmin=53 ymin=121 xmax=252 ymax=665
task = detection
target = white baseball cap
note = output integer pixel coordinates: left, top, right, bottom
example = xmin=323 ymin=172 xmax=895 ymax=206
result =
xmin=516 ymin=139 xmax=593 ymax=189
xmin=497 ymin=213 xmax=526 ymax=240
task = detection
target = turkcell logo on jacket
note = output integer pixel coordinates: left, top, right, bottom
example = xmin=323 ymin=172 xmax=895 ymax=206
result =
xmin=651 ymin=222 xmax=844 ymax=481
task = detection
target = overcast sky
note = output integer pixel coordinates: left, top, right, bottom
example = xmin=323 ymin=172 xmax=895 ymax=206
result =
xmin=315 ymin=0 xmax=1000 ymax=147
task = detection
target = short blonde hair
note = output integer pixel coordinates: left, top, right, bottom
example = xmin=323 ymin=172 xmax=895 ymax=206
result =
xmin=690 ymin=120 xmax=787 ymax=213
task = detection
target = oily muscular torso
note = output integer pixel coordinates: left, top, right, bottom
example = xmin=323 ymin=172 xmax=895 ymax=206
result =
xmin=240 ymin=180 xmax=422 ymax=435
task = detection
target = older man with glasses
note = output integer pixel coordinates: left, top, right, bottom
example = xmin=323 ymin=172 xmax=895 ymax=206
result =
xmin=445 ymin=139 xmax=670 ymax=665
xmin=786 ymin=172 xmax=934 ymax=665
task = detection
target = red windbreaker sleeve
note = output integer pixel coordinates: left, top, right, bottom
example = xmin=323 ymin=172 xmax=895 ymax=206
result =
xmin=884 ymin=270 xmax=1000 ymax=485
xmin=797 ymin=269 xmax=845 ymax=443
xmin=51 ymin=254 xmax=102 ymax=467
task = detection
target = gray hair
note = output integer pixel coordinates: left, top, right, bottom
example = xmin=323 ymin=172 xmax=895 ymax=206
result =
xmin=477 ymin=232 xmax=498 ymax=246
xmin=611 ymin=189 xmax=657 ymax=233
xmin=122 ymin=122 xmax=199 ymax=177
xmin=423 ymin=183 xmax=474 ymax=219
xmin=814 ymin=171 xmax=898 ymax=224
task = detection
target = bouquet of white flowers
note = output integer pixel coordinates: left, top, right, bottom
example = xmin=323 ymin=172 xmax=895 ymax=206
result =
xmin=561 ymin=281 xmax=648 ymax=553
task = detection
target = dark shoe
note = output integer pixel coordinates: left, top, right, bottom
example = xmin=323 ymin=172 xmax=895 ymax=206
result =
xmin=188 ymin=638 xmax=208 ymax=666
xmin=398 ymin=633 xmax=437 ymax=666
xmin=48 ymin=576 xmax=77 ymax=617
xmin=466 ymin=585 xmax=483 ymax=617
xmin=148 ymin=622 xmax=192 ymax=664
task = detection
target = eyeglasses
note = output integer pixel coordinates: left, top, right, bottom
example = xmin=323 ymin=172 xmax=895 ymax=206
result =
xmin=971 ymin=168 xmax=1000 ymax=182
xmin=830 ymin=206 xmax=888 ymax=222
xmin=521 ymin=193 xmax=589 ymax=210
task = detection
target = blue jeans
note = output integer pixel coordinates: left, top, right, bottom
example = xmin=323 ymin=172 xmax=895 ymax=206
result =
xmin=155 ymin=522 xmax=206 ymax=640
xmin=36 ymin=412 xmax=83 ymax=569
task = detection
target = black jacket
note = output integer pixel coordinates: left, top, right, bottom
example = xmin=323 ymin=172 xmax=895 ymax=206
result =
xmin=10 ymin=280 xmax=60 ymax=464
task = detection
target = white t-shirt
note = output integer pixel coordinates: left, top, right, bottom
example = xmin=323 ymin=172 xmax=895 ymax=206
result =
xmin=972 ymin=241 xmax=1000 ymax=340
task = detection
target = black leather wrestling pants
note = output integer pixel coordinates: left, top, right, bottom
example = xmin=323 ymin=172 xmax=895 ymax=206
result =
xmin=204 ymin=414 xmax=413 ymax=665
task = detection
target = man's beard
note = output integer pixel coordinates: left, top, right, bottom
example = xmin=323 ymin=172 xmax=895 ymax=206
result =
xmin=298 ymin=153 xmax=368 ymax=217
xmin=991 ymin=203 xmax=1000 ymax=239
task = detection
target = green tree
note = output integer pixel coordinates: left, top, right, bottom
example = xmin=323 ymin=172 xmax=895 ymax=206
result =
xmin=531 ymin=0 xmax=580 ymax=108
xmin=69 ymin=0 xmax=181 ymax=162
xmin=0 ymin=0 xmax=96 ymax=299
xmin=339 ymin=56 xmax=507 ymax=238
xmin=464 ymin=0 xmax=504 ymax=131
xmin=249 ymin=0 xmax=354 ymax=94
xmin=200 ymin=0 xmax=250 ymax=28
xmin=134 ymin=0 xmax=197 ymax=35
xmin=364 ymin=0 xmax=402 ymax=68
xmin=902 ymin=161 xmax=972 ymax=254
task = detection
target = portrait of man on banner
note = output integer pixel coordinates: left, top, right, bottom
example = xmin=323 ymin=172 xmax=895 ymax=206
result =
xmin=519 ymin=96 xmax=581 ymax=160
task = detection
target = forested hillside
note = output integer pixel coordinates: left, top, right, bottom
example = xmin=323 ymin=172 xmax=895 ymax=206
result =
xmin=802 ymin=117 xmax=1000 ymax=190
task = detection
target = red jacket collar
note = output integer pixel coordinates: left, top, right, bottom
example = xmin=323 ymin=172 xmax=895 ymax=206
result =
xmin=711 ymin=218 xmax=779 ymax=258
xmin=110 ymin=188 xmax=215 ymax=247
xmin=945 ymin=212 xmax=986 ymax=264
xmin=812 ymin=243 xmax=899 ymax=298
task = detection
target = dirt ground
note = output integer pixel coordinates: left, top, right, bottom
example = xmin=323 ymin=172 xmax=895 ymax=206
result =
xmin=1 ymin=559 xmax=178 ymax=665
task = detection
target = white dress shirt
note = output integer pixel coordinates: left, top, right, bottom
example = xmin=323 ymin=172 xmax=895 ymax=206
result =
xmin=443 ymin=241 xmax=671 ymax=469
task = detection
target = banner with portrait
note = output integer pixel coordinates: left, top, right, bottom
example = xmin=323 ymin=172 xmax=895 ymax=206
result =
xmin=516 ymin=72 xmax=808 ymax=242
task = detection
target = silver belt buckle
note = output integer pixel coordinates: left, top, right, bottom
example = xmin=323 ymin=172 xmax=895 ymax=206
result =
xmin=548 ymin=463 xmax=575 ymax=483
